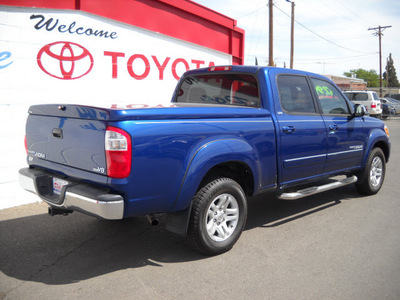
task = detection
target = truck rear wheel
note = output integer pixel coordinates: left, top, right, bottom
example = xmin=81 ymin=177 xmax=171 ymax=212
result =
xmin=355 ymin=147 xmax=386 ymax=195
xmin=187 ymin=178 xmax=247 ymax=255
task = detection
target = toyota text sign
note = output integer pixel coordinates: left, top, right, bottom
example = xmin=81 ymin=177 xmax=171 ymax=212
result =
xmin=0 ymin=8 xmax=231 ymax=106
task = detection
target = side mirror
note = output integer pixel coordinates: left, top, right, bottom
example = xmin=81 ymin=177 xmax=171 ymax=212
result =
xmin=354 ymin=104 xmax=366 ymax=117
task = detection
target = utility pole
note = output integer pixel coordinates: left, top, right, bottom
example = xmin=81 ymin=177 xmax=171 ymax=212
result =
xmin=286 ymin=0 xmax=295 ymax=69
xmin=386 ymin=57 xmax=389 ymax=87
xmin=368 ymin=25 xmax=391 ymax=97
xmin=268 ymin=0 xmax=274 ymax=66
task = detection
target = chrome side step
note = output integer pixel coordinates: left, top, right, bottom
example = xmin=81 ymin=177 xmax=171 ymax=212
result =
xmin=279 ymin=175 xmax=357 ymax=200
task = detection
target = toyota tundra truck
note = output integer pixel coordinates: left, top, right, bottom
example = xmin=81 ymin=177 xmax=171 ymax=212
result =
xmin=19 ymin=66 xmax=391 ymax=255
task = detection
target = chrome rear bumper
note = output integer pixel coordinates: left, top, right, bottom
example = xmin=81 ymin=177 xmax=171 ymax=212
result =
xmin=19 ymin=168 xmax=124 ymax=220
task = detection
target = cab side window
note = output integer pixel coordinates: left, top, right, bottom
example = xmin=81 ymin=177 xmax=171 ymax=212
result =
xmin=277 ymin=75 xmax=316 ymax=114
xmin=311 ymin=78 xmax=350 ymax=115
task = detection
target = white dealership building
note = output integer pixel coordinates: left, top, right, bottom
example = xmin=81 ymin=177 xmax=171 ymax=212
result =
xmin=0 ymin=0 xmax=244 ymax=208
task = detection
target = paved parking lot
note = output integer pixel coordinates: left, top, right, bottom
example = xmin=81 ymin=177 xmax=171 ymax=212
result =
xmin=1 ymin=119 xmax=400 ymax=300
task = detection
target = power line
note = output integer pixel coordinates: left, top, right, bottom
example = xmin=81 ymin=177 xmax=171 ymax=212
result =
xmin=236 ymin=4 xmax=266 ymax=19
xmin=245 ymin=5 xmax=267 ymax=65
xmin=247 ymin=52 xmax=376 ymax=64
xmin=274 ymin=3 xmax=371 ymax=54
xmin=335 ymin=0 xmax=371 ymax=27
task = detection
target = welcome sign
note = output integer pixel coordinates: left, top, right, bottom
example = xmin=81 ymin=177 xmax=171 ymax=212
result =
xmin=0 ymin=7 xmax=231 ymax=106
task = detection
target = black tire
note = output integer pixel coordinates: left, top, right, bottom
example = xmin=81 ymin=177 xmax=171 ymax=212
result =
xmin=187 ymin=178 xmax=247 ymax=255
xmin=355 ymin=147 xmax=386 ymax=195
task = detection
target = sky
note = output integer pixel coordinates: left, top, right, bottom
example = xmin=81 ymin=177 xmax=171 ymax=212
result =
xmin=193 ymin=0 xmax=400 ymax=77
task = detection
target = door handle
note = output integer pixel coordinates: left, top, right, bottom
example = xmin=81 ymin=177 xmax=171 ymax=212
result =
xmin=282 ymin=126 xmax=295 ymax=133
xmin=52 ymin=128 xmax=63 ymax=139
xmin=329 ymin=125 xmax=339 ymax=132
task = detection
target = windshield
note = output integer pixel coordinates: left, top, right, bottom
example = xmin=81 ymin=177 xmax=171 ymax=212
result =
xmin=175 ymin=73 xmax=260 ymax=107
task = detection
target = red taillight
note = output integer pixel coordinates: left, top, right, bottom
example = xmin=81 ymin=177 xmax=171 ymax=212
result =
xmin=208 ymin=66 xmax=232 ymax=72
xmin=371 ymin=104 xmax=376 ymax=108
xmin=105 ymin=126 xmax=132 ymax=178
xmin=24 ymin=135 xmax=28 ymax=154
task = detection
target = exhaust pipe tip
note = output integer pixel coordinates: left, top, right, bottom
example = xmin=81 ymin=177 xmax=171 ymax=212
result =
xmin=147 ymin=214 xmax=159 ymax=226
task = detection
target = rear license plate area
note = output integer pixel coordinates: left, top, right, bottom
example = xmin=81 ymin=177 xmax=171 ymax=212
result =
xmin=53 ymin=177 xmax=69 ymax=195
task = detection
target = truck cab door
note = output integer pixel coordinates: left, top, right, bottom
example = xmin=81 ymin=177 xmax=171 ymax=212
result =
xmin=273 ymin=74 xmax=328 ymax=186
xmin=310 ymin=77 xmax=366 ymax=173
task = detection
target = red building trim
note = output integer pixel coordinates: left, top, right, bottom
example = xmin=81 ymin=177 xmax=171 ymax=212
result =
xmin=0 ymin=0 xmax=244 ymax=64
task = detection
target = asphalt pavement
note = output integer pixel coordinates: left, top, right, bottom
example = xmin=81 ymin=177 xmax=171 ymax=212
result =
xmin=1 ymin=118 xmax=400 ymax=300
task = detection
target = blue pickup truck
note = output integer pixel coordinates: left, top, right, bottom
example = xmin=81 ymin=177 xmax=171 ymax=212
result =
xmin=20 ymin=66 xmax=390 ymax=255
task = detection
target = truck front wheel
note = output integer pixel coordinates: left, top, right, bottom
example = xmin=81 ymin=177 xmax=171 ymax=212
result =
xmin=355 ymin=147 xmax=386 ymax=195
xmin=187 ymin=178 xmax=247 ymax=255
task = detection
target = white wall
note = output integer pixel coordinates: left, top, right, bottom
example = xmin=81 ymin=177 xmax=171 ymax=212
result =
xmin=0 ymin=6 xmax=231 ymax=209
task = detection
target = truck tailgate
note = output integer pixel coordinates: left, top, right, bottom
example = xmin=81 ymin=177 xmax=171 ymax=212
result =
xmin=26 ymin=105 xmax=108 ymax=175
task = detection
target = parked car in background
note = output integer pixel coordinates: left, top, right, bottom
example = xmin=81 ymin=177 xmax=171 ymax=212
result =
xmin=380 ymin=98 xmax=400 ymax=114
xmin=380 ymin=100 xmax=396 ymax=119
xmin=384 ymin=93 xmax=400 ymax=101
xmin=344 ymin=91 xmax=382 ymax=118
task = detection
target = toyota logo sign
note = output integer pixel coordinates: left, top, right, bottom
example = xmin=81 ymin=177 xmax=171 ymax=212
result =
xmin=37 ymin=41 xmax=94 ymax=80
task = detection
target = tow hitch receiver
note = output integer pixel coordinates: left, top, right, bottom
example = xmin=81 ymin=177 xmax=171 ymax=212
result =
xmin=48 ymin=207 xmax=73 ymax=216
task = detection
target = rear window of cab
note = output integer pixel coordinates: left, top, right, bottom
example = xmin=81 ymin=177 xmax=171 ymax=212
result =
xmin=175 ymin=73 xmax=260 ymax=108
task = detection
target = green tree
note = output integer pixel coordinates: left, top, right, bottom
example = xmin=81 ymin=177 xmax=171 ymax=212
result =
xmin=343 ymin=69 xmax=380 ymax=87
xmin=383 ymin=53 xmax=399 ymax=87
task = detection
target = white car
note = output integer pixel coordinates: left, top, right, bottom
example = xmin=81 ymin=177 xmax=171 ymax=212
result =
xmin=343 ymin=91 xmax=382 ymax=117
